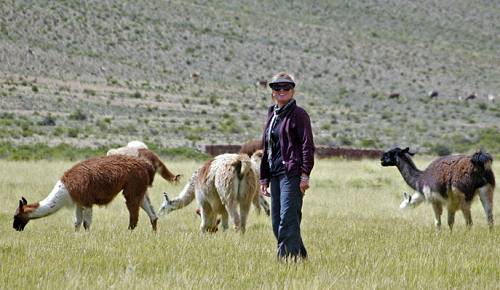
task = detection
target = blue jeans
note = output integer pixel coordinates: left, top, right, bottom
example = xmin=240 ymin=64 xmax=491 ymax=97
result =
xmin=271 ymin=174 xmax=307 ymax=260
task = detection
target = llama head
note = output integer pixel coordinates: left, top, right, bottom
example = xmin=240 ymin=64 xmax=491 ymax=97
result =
xmin=381 ymin=147 xmax=414 ymax=167
xmin=158 ymin=192 xmax=173 ymax=216
xmin=13 ymin=197 xmax=30 ymax=231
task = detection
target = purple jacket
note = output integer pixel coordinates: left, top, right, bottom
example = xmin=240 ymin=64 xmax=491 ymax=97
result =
xmin=260 ymin=101 xmax=315 ymax=184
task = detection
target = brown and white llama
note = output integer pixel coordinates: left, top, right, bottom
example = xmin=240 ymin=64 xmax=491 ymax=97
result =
xmin=107 ymin=143 xmax=181 ymax=184
xmin=159 ymin=150 xmax=266 ymax=217
xmin=13 ymin=155 xmax=159 ymax=231
xmin=381 ymin=147 xmax=495 ymax=230
xmin=159 ymin=153 xmax=259 ymax=233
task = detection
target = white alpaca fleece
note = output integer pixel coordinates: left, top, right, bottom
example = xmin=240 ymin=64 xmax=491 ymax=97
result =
xmin=127 ymin=140 xmax=148 ymax=149
xmin=106 ymin=141 xmax=148 ymax=156
xmin=208 ymin=153 xmax=255 ymax=204
xmin=197 ymin=154 xmax=258 ymax=232
xmin=29 ymin=180 xmax=72 ymax=219
xmin=107 ymin=146 xmax=140 ymax=157
xmin=160 ymin=154 xmax=260 ymax=232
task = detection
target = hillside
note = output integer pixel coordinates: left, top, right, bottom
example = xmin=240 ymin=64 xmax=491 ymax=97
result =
xmin=1 ymin=0 xmax=499 ymax=155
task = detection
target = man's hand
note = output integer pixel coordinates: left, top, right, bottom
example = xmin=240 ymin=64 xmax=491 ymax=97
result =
xmin=260 ymin=183 xmax=270 ymax=197
xmin=300 ymin=174 xmax=310 ymax=195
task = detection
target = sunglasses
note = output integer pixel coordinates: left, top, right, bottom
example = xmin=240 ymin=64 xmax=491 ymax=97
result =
xmin=270 ymin=84 xmax=294 ymax=91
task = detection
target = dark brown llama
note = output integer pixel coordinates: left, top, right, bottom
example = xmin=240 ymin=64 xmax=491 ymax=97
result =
xmin=13 ymin=155 xmax=159 ymax=231
xmin=381 ymin=147 xmax=495 ymax=230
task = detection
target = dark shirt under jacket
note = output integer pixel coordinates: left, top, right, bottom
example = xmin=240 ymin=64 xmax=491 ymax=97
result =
xmin=269 ymin=117 xmax=286 ymax=176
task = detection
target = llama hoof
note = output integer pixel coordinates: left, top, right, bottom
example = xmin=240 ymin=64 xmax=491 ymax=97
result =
xmin=151 ymin=218 xmax=158 ymax=232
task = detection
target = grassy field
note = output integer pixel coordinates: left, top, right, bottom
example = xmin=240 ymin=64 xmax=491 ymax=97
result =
xmin=1 ymin=157 xmax=499 ymax=289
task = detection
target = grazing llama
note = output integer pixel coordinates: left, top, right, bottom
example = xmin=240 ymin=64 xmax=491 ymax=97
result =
xmin=13 ymin=155 xmax=160 ymax=231
xmin=160 ymin=153 xmax=259 ymax=233
xmin=238 ymin=139 xmax=262 ymax=157
xmin=238 ymin=140 xmax=270 ymax=216
xmin=381 ymin=147 xmax=495 ymax=230
xmin=107 ymin=143 xmax=181 ymax=184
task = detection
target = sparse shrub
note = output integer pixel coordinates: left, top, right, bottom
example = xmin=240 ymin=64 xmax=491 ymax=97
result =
xmin=96 ymin=119 xmax=108 ymax=131
xmin=381 ymin=111 xmax=391 ymax=120
xmin=21 ymin=124 xmax=34 ymax=137
xmin=83 ymin=88 xmax=96 ymax=96
xmin=339 ymin=87 xmax=348 ymax=97
xmin=31 ymin=85 xmax=38 ymax=93
xmin=432 ymin=144 xmax=452 ymax=156
xmin=321 ymin=123 xmax=331 ymax=130
xmin=220 ymin=116 xmax=240 ymax=134
xmin=360 ymin=139 xmax=377 ymax=148
xmin=68 ymin=108 xmax=87 ymax=121
xmin=39 ymin=113 xmax=56 ymax=126
xmin=339 ymin=136 xmax=353 ymax=146
xmin=53 ymin=127 xmax=64 ymax=136
xmin=67 ymin=127 xmax=80 ymax=138
xmin=131 ymin=91 xmax=142 ymax=99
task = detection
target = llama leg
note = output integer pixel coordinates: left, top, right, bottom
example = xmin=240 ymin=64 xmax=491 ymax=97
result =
xmin=140 ymin=193 xmax=158 ymax=231
xmin=82 ymin=207 xmax=93 ymax=231
xmin=227 ymin=200 xmax=241 ymax=231
xmin=239 ymin=200 xmax=252 ymax=234
xmin=461 ymin=201 xmax=473 ymax=229
xmin=74 ymin=206 xmax=83 ymax=231
xmin=259 ymin=194 xmax=270 ymax=216
xmin=199 ymin=206 xmax=216 ymax=232
xmin=409 ymin=192 xmax=425 ymax=207
xmin=252 ymin=193 xmax=261 ymax=215
xmin=123 ymin=186 xmax=143 ymax=230
xmin=479 ymin=185 xmax=494 ymax=229
xmin=447 ymin=210 xmax=456 ymax=231
xmin=432 ymin=202 xmax=443 ymax=230
xmin=220 ymin=208 xmax=229 ymax=231
xmin=400 ymin=191 xmax=425 ymax=209
xmin=126 ymin=200 xmax=140 ymax=230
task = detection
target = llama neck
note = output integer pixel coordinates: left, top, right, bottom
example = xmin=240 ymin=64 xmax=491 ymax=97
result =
xmin=395 ymin=155 xmax=423 ymax=190
xmin=28 ymin=180 xmax=72 ymax=219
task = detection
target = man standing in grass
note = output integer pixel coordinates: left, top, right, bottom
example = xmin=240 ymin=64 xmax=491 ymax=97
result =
xmin=259 ymin=72 xmax=315 ymax=261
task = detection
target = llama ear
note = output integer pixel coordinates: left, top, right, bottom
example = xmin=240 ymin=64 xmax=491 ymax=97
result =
xmin=402 ymin=147 xmax=415 ymax=156
xmin=162 ymin=192 xmax=170 ymax=203
xmin=18 ymin=200 xmax=24 ymax=213
xmin=21 ymin=196 xmax=28 ymax=205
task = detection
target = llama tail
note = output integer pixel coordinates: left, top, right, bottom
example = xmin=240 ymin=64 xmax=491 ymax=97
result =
xmin=231 ymin=158 xmax=253 ymax=201
xmin=158 ymin=171 xmax=196 ymax=216
xmin=471 ymin=151 xmax=493 ymax=172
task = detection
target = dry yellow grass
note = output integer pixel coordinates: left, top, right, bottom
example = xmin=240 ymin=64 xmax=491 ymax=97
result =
xmin=0 ymin=158 xmax=499 ymax=289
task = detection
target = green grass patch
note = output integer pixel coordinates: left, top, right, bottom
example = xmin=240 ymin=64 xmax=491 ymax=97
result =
xmin=0 ymin=142 xmax=209 ymax=161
